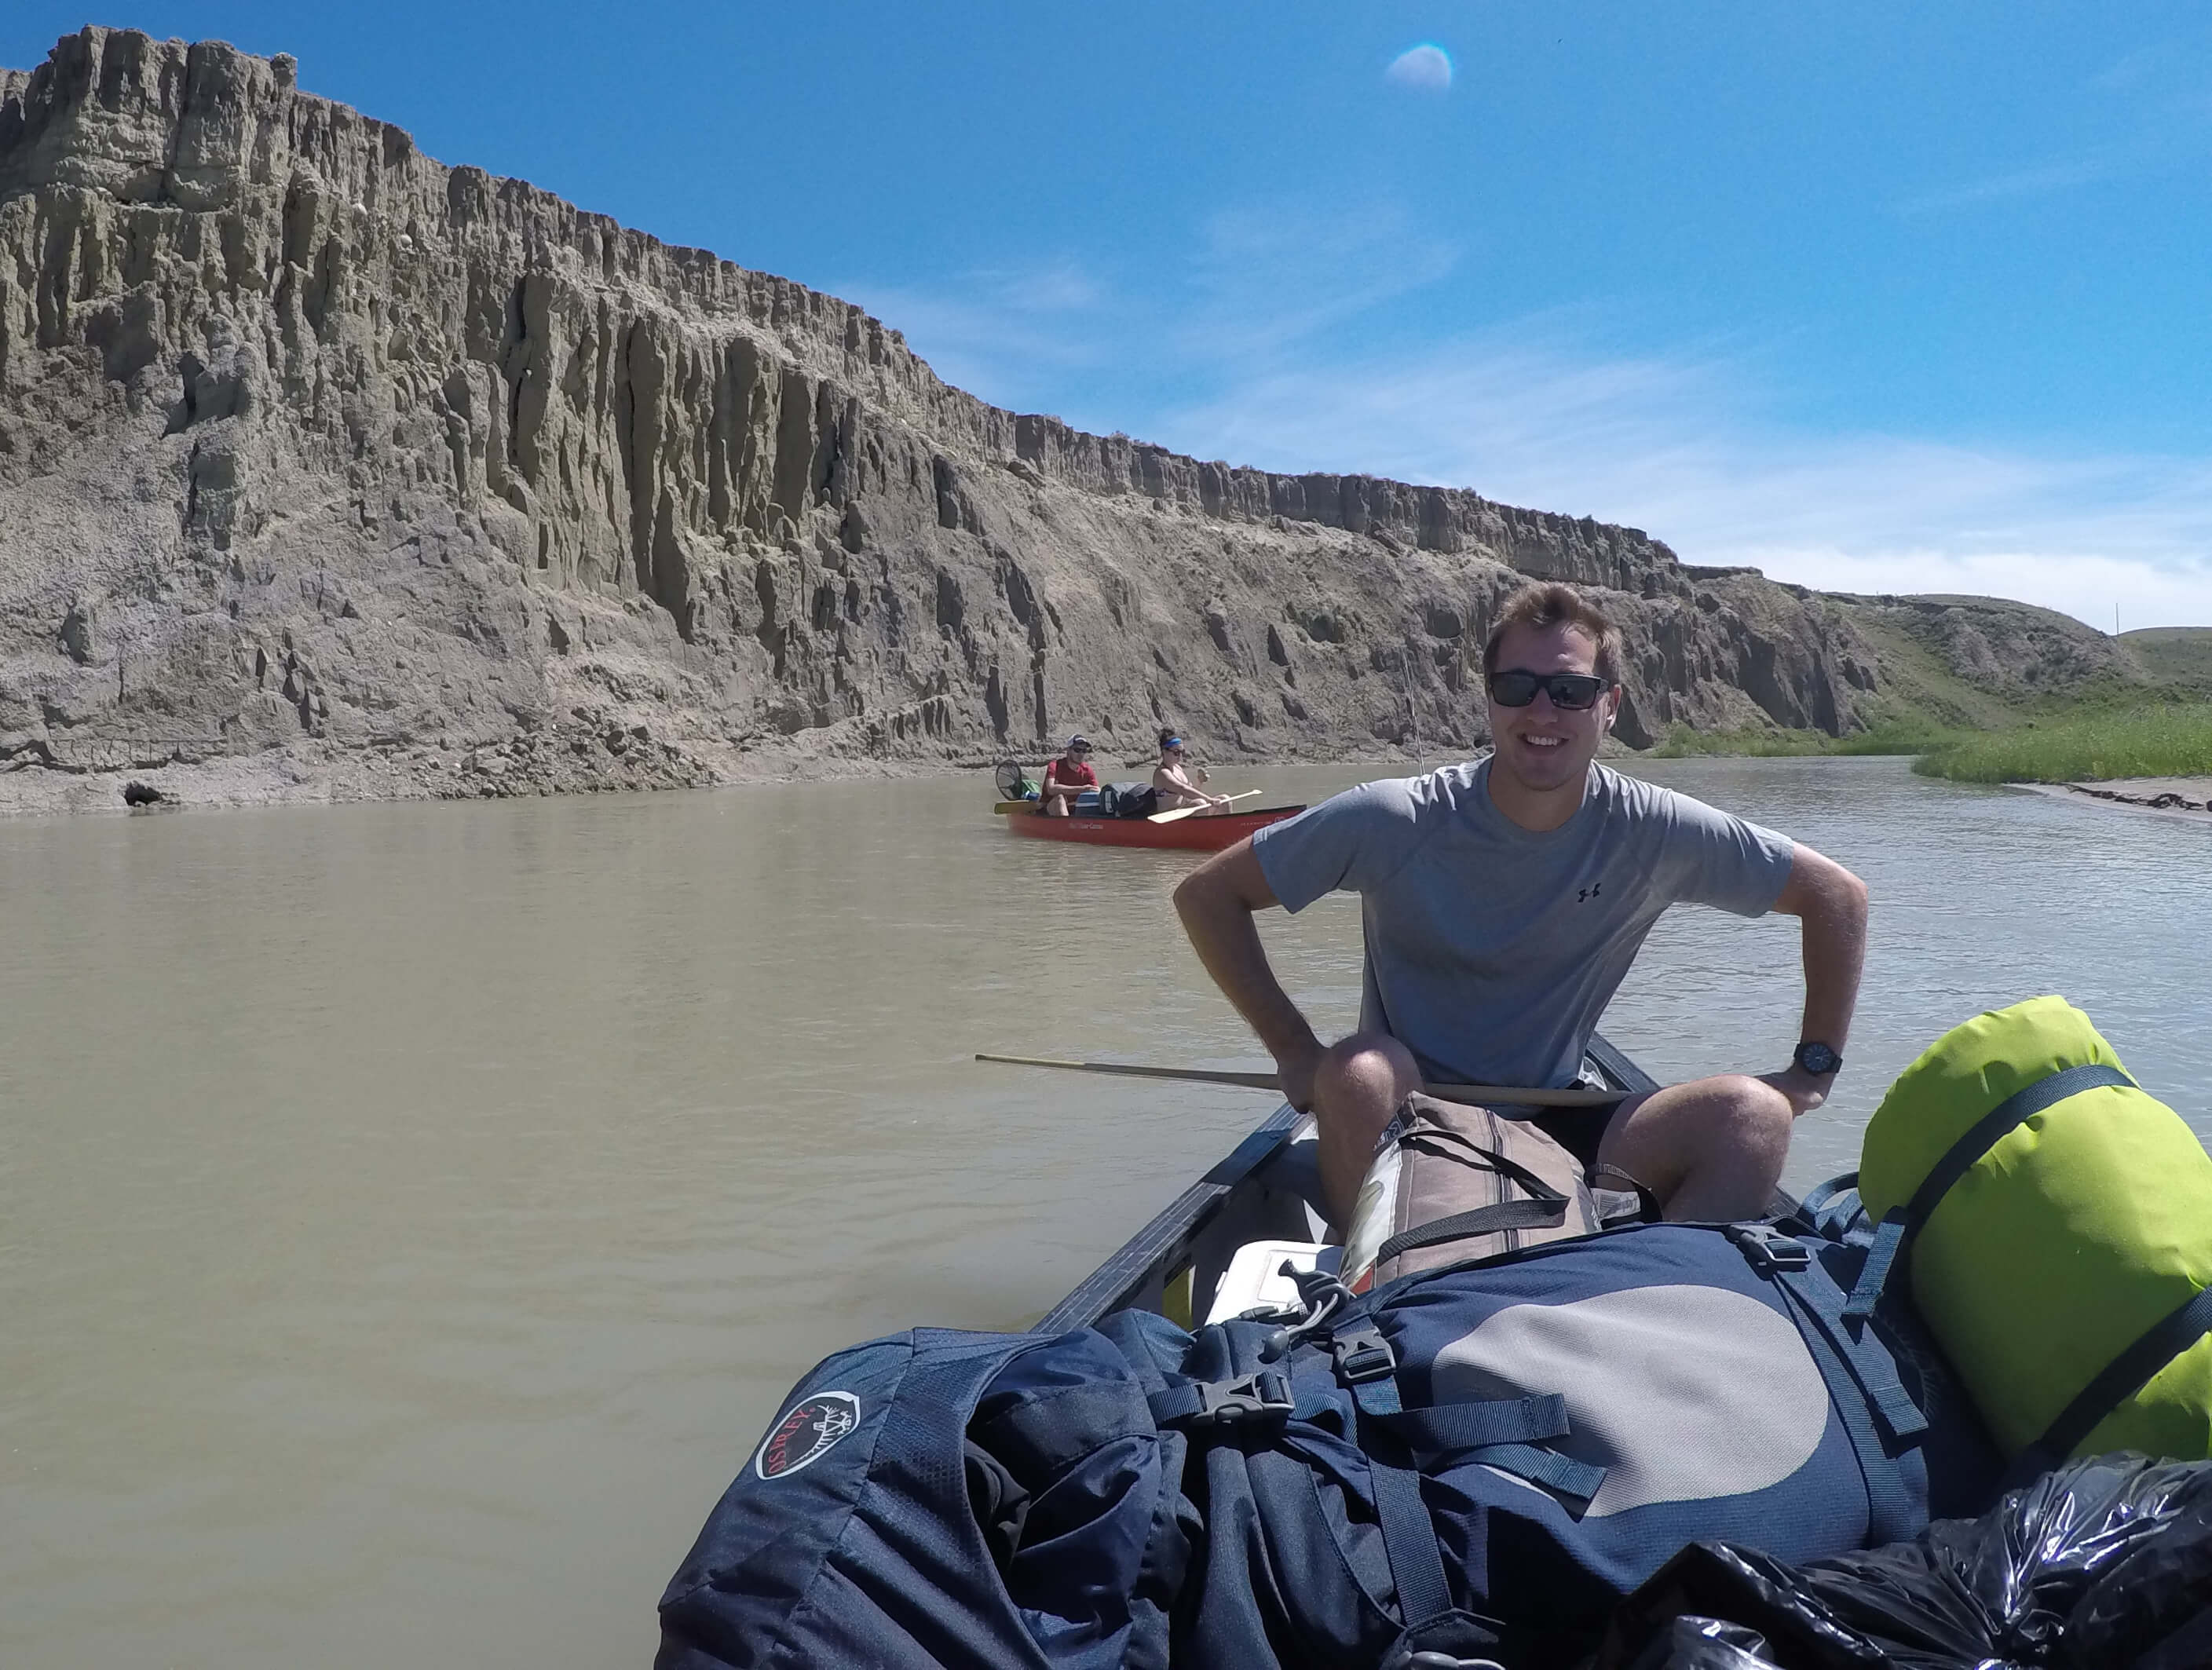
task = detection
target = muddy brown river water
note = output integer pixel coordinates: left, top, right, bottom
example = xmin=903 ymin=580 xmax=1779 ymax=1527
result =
xmin=3 ymin=756 xmax=2207 ymax=1668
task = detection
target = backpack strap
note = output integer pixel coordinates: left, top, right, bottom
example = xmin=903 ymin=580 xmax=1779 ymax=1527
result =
xmin=1322 ymin=1328 xmax=1518 ymax=1665
xmin=2009 ymin=1284 xmax=2212 ymax=1482
xmin=1363 ymin=1392 xmax=1606 ymax=1514
xmin=1797 ymin=1171 xmax=1857 ymax=1220
xmin=1327 ymin=1325 xmax=1607 ymax=1511
xmin=1842 ymin=1064 xmax=2136 ymax=1321
xmin=1797 ymin=1171 xmax=1868 ymax=1242
xmin=1146 ymin=1369 xmax=1297 ymax=1430
xmin=1373 ymin=1196 xmax=1570 ymax=1266
xmin=1324 ymin=1325 xmax=1458 ymax=1632
xmin=1726 ymin=1225 xmax=1921 ymax=1548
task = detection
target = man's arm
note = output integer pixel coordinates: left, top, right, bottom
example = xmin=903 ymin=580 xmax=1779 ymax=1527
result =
xmin=1762 ymin=842 xmax=1868 ymax=1115
xmin=1172 ymin=841 xmax=1327 ymax=1109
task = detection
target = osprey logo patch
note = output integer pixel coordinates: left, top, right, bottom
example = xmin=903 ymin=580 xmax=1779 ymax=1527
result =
xmin=755 ymin=1390 xmax=861 ymax=1479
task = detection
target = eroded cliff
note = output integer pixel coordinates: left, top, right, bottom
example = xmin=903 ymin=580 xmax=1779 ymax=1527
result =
xmin=0 ymin=30 xmax=1937 ymax=809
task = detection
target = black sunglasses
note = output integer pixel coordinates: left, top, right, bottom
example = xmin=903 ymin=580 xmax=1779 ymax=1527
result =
xmin=1487 ymin=671 xmax=1609 ymax=711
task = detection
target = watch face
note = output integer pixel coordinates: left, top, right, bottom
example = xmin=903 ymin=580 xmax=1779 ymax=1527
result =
xmin=1797 ymin=1042 xmax=1841 ymax=1076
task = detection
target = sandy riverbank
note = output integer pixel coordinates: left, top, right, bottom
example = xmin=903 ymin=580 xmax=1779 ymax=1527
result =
xmin=0 ymin=738 xmax=1439 ymax=820
xmin=0 ymin=743 xmax=993 ymax=820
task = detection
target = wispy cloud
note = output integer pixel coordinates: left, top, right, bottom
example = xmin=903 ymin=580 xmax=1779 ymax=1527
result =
xmin=1157 ymin=333 xmax=2212 ymax=628
xmin=1899 ymin=33 xmax=2212 ymax=215
xmin=1896 ymin=155 xmax=2115 ymax=214
xmin=840 ymin=258 xmax=1120 ymax=409
xmin=2090 ymin=45 xmax=2162 ymax=93
xmin=838 ymin=206 xmax=1457 ymax=408
xmin=1385 ymin=43 xmax=1453 ymax=94
xmin=843 ymin=213 xmax=2212 ymax=630
xmin=1179 ymin=205 xmax=1458 ymax=362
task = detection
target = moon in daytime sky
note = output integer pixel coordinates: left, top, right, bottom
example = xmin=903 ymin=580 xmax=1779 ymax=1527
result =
xmin=1386 ymin=43 xmax=1453 ymax=93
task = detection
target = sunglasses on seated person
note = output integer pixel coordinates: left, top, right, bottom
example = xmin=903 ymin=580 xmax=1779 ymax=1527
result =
xmin=1486 ymin=670 xmax=1611 ymax=711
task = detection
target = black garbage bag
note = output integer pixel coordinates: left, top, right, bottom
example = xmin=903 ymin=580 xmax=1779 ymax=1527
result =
xmin=1599 ymin=1453 xmax=2212 ymax=1670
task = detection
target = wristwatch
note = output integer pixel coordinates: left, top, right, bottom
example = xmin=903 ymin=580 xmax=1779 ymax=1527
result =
xmin=1793 ymin=1040 xmax=1843 ymax=1077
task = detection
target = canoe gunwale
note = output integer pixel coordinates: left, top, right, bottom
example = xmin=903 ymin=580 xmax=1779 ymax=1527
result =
xmin=1001 ymin=805 xmax=1306 ymax=851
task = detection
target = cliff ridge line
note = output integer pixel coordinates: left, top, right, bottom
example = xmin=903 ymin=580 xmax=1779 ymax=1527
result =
xmin=0 ymin=27 xmax=2111 ymax=811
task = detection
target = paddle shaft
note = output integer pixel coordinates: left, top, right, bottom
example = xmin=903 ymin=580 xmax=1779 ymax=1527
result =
xmin=974 ymin=1053 xmax=1622 ymax=1108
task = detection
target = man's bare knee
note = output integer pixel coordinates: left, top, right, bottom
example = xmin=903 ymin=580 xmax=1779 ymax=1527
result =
xmin=1709 ymin=1073 xmax=1793 ymax=1150
xmin=1311 ymin=1032 xmax=1421 ymax=1227
xmin=1600 ymin=1073 xmax=1793 ymax=1222
xmin=1314 ymin=1032 xmax=1420 ymax=1114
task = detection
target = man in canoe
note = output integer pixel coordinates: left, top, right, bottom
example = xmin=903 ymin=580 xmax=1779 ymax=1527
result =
xmin=1174 ymin=580 xmax=1867 ymax=1226
xmin=1153 ymin=730 xmax=1234 ymax=816
xmin=1040 ymin=734 xmax=1099 ymax=817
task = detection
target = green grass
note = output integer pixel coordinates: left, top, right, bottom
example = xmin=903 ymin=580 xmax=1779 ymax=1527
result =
xmin=2119 ymin=627 xmax=2212 ymax=689
xmin=1654 ymin=704 xmax=2212 ymax=784
xmin=1911 ymin=705 xmax=2212 ymax=784
xmin=1650 ymin=716 xmax=1957 ymax=760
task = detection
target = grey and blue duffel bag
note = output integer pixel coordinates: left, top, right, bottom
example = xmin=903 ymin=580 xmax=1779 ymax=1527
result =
xmin=656 ymin=1219 xmax=1999 ymax=1668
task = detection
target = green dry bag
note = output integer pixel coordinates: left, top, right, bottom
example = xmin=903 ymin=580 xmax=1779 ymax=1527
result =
xmin=1850 ymin=996 xmax=2212 ymax=1472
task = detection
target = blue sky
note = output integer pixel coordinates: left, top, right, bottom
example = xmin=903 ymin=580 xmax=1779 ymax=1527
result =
xmin=7 ymin=3 xmax=2211 ymax=627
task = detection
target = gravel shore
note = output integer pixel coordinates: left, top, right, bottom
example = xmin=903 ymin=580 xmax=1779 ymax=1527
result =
xmin=2028 ymin=777 xmax=2212 ymax=821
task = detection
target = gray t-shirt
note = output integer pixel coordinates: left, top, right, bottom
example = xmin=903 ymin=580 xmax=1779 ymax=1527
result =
xmin=1251 ymin=759 xmax=1795 ymax=1089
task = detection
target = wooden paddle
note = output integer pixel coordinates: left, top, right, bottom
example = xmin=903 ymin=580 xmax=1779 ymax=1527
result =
xmin=974 ymin=1053 xmax=1622 ymax=1107
xmin=1147 ymin=789 xmax=1261 ymax=824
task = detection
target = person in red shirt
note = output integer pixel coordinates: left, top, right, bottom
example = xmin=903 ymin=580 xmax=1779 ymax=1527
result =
xmin=1040 ymin=735 xmax=1098 ymax=817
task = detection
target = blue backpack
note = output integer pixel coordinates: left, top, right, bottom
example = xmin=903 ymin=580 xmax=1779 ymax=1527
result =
xmin=1097 ymin=782 xmax=1158 ymax=818
xmin=656 ymin=1219 xmax=1998 ymax=1668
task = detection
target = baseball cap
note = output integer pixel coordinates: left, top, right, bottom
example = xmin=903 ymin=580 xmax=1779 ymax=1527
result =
xmin=1066 ymin=734 xmax=1091 ymax=751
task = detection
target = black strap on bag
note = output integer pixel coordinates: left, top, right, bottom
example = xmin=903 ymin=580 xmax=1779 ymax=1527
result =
xmin=1374 ymin=1197 xmax=1570 ymax=1265
xmin=1842 ymin=1063 xmax=2137 ymax=1321
xmin=1325 ymin=1323 xmax=1515 ymax=1668
xmin=1373 ymin=1141 xmax=1574 ymax=1266
xmin=1795 ymin=1171 xmax=1868 ymax=1241
xmin=2009 ymin=1284 xmax=2212 ymax=1482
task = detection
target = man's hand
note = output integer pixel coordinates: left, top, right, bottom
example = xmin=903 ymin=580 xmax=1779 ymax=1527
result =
xmin=1276 ymin=1037 xmax=1325 ymax=1113
xmin=1758 ymin=1065 xmax=1832 ymax=1118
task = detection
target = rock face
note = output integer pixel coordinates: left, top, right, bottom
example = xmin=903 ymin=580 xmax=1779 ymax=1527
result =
xmin=0 ymin=30 xmax=2057 ymax=805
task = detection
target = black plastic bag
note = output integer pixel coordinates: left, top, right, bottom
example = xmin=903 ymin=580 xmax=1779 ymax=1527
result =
xmin=1600 ymin=1453 xmax=2212 ymax=1670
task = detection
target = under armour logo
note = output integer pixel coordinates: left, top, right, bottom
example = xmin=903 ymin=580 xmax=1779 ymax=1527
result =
xmin=1578 ymin=882 xmax=1603 ymax=903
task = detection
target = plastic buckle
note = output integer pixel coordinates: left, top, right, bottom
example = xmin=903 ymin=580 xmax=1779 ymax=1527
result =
xmin=1728 ymin=1223 xmax=1812 ymax=1274
xmin=1184 ymin=1369 xmax=1296 ymax=1427
xmin=1329 ymin=1326 xmax=1397 ymax=1384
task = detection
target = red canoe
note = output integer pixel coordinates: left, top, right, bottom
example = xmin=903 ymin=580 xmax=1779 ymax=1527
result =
xmin=1001 ymin=805 xmax=1306 ymax=851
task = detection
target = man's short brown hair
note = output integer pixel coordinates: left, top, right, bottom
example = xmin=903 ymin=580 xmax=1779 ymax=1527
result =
xmin=1481 ymin=582 xmax=1626 ymax=687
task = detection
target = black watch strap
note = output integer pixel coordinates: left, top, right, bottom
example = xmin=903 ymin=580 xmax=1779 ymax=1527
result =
xmin=1794 ymin=1040 xmax=1843 ymax=1076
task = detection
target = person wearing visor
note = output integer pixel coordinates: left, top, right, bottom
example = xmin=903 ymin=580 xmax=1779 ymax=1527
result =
xmin=1152 ymin=729 xmax=1230 ymax=815
xmin=1040 ymin=734 xmax=1099 ymax=817
xmin=1173 ymin=579 xmax=1867 ymax=1227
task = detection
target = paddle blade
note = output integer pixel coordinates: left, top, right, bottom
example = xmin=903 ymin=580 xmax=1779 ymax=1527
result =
xmin=1146 ymin=789 xmax=1261 ymax=824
